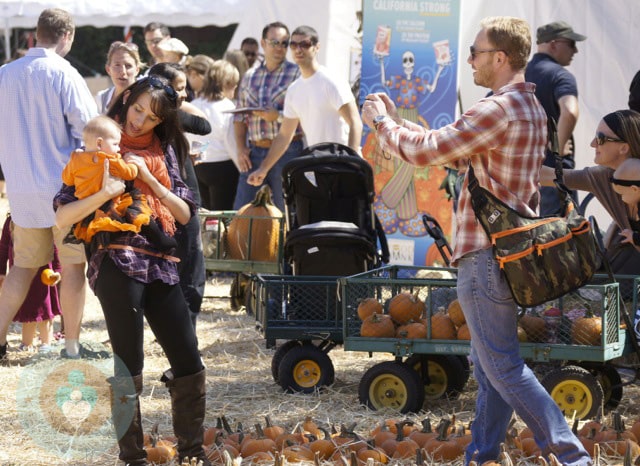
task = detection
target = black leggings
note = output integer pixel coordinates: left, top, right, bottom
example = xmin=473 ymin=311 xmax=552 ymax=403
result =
xmin=194 ymin=160 xmax=239 ymax=211
xmin=95 ymin=257 xmax=202 ymax=378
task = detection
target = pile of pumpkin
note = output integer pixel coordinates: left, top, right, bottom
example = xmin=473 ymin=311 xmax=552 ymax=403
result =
xmin=517 ymin=307 xmax=603 ymax=345
xmin=142 ymin=412 xmax=640 ymax=465
xmin=357 ymin=293 xmax=470 ymax=340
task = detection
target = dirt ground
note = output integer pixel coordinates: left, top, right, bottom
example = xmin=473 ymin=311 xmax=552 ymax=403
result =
xmin=0 ymin=195 xmax=638 ymax=466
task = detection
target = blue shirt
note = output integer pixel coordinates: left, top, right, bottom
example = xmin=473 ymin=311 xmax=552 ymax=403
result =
xmin=0 ymin=47 xmax=97 ymax=227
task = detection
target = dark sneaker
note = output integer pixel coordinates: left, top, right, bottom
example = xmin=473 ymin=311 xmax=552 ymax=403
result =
xmin=61 ymin=342 xmax=111 ymax=360
xmin=0 ymin=343 xmax=6 ymax=360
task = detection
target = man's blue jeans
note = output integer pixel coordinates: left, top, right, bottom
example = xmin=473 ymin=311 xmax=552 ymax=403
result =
xmin=457 ymin=248 xmax=591 ymax=465
xmin=233 ymin=139 xmax=304 ymax=211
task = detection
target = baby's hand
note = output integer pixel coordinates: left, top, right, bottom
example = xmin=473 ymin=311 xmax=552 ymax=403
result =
xmin=619 ymin=228 xmax=634 ymax=244
xmin=101 ymin=158 xmax=125 ymax=199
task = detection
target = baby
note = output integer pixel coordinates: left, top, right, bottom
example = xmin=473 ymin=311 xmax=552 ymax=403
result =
xmin=62 ymin=115 xmax=176 ymax=251
xmin=610 ymin=157 xmax=640 ymax=247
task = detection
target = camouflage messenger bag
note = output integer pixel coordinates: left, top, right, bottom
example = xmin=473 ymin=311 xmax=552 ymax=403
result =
xmin=465 ymin=118 xmax=597 ymax=307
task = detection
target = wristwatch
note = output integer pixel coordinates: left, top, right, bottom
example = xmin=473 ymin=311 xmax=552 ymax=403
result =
xmin=373 ymin=114 xmax=387 ymax=131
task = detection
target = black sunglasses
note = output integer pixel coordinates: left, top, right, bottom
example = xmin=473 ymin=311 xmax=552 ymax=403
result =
xmin=595 ymin=131 xmax=625 ymax=146
xmin=266 ymin=39 xmax=290 ymax=48
xmin=469 ymin=45 xmax=505 ymax=59
xmin=148 ymin=76 xmax=177 ymax=102
xmin=290 ymin=40 xmax=315 ymax=50
xmin=610 ymin=176 xmax=640 ymax=187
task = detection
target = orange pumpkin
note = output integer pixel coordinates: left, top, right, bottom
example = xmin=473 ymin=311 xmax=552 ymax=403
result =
xmin=357 ymin=297 xmax=383 ymax=321
xmin=456 ymin=323 xmax=471 ymax=340
xmin=360 ymin=313 xmax=396 ymax=338
xmin=447 ymin=299 xmax=465 ymax=327
xmin=518 ymin=314 xmax=546 ymax=342
xmin=430 ymin=311 xmax=457 ymax=340
xmin=41 ymin=268 xmax=61 ymax=286
xmin=396 ymin=322 xmax=427 ymax=339
xmin=388 ymin=292 xmax=424 ymax=324
xmin=226 ymin=185 xmax=283 ymax=261
xmin=571 ymin=315 xmax=602 ymax=346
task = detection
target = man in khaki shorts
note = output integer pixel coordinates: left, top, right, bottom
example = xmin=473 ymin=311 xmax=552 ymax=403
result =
xmin=0 ymin=8 xmax=97 ymax=360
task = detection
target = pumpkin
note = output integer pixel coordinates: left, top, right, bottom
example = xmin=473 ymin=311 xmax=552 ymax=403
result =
xmin=143 ymin=423 xmax=176 ymax=464
xmin=357 ymin=297 xmax=383 ymax=321
xmin=447 ymin=299 xmax=465 ymax=327
xmin=518 ymin=314 xmax=546 ymax=342
xmin=395 ymin=322 xmax=427 ymax=339
xmin=240 ymin=424 xmax=277 ymax=457
xmin=516 ymin=326 xmax=528 ymax=342
xmin=430 ymin=311 xmax=457 ymax=340
xmin=226 ymin=185 xmax=283 ymax=261
xmin=423 ymin=419 xmax=464 ymax=462
xmin=41 ymin=268 xmax=61 ymax=286
xmin=456 ymin=323 xmax=471 ymax=340
xmin=388 ymin=292 xmax=424 ymax=324
xmin=571 ymin=314 xmax=602 ymax=346
xmin=360 ymin=313 xmax=395 ymax=338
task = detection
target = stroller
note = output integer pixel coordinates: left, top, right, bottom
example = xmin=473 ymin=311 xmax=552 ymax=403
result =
xmin=281 ymin=142 xmax=389 ymax=276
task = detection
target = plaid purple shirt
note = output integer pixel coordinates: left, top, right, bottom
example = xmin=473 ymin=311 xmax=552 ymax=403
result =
xmin=54 ymin=145 xmax=195 ymax=291
xmin=375 ymin=82 xmax=547 ymax=264
xmin=234 ymin=60 xmax=302 ymax=142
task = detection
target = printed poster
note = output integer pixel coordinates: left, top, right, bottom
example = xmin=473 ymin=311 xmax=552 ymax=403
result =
xmin=361 ymin=0 xmax=460 ymax=266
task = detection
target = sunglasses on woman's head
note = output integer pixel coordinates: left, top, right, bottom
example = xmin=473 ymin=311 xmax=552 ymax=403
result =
xmin=148 ymin=76 xmax=177 ymax=102
xmin=595 ymin=131 xmax=625 ymax=146
xmin=110 ymin=41 xmax=139 ymax=52
xmin=610 ymin=176 xmax=640 ymax=187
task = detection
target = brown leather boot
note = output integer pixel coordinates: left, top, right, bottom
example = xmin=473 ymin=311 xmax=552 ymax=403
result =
xmin=108 ymin=374 xmax=147 ymax=465
xmin=165 ymin=369 xmax=211 ymax=465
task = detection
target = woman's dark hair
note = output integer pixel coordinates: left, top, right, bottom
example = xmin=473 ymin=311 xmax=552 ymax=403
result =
xmin=107 ymin=76 xmax=189 ymax=171
xmin=148 ymin=62 xmax=186 ymax=85
xmin=603 ymin=109 xmax=640 ymax=158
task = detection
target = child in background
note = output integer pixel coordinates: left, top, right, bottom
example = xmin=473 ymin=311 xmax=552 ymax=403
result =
xmin=0 ymin=214 xmax=61 ymax=352
xmin=611 ymin=157 xmax=640 ymax=246
xmin=62 ymin=115 xmax=176 ymax=251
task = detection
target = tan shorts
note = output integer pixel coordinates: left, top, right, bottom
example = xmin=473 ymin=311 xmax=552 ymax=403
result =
xmin=11 ymin=222 xmax=86 ymax=268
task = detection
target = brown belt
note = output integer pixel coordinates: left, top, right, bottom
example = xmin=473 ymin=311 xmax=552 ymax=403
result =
xmin=100 ymin=244 xmax=181 ymax=263
xmin=251 ymin=135 xmax=302 ymax=149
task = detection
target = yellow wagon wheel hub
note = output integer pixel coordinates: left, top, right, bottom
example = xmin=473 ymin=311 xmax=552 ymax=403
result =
xmin=292 ymin=359 xmax=322 ymax=388
xmin=549 ymin=379 xmax=594 ymax=419
xmin=368 ymin=374 xmax=409 ymax=410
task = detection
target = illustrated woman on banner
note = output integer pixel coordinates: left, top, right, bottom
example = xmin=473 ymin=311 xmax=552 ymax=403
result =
xmin=375 ymin=38 xmax=451 ymax=236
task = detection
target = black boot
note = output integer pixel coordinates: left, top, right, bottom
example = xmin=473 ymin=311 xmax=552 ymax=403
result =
xmin=165 ymin=369 xmax=211 ymax=465
xmin=108 ymin=374 xmax=147 ymax=465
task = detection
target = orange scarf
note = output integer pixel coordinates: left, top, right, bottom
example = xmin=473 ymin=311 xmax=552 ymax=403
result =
xmin=120 ymin=130 xmax=176 ymax=236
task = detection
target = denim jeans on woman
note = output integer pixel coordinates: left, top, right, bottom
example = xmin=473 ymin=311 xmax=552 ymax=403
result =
xmin=457 ymin=247 xmax=591 ymax=466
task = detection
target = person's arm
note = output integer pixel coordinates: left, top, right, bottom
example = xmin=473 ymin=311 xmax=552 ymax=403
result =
xmin=557 ymin=95 xmax=579 ymax=156
xmin=179 ymin=108 xmax=212 ymax=136
xmin=338 ymin=101 xmax=363 ymax=154
xmin=233 ymin=121 xmax=251 ymax=172
xmin=246 ymin=117 xmax=299 ymax=186
xmin=123 ymin=153 xmax=191 ymax=225
xmin=56 ymin=159 xmax=125 ymax=228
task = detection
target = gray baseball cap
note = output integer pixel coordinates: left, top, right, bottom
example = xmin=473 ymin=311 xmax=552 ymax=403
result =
xmin=536 ymin=21 xmax=587 ymax=44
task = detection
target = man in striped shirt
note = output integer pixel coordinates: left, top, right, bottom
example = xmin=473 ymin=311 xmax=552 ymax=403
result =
xmin=362 ymin=16 xmax=591 ymax=466
xmin=233 ymin=21 xmax=303 ymax=210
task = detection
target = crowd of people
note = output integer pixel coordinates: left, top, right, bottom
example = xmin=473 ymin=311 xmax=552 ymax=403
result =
xmin=0 ymin=7 xmax=639 ymax=466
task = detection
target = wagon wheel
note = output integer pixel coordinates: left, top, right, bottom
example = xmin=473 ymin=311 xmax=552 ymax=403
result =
xmin=404 ymin=354 xmax=470 ymax=400
xmin=540 ymin=365 xmax=604 ymax=419
xmin=358 ymin=361 xmax=425 ymax=414
xmin=244 ymin=278 xmax=255 ymax=316
xmin=577 ymin=362 xmax=623 ymax=409
xmin=230 ymin=273 xmax=250 ymax=311
xmin=271 ymin=340 xmax=302 ymax=383
xmin=277 ymin=344 xmax=335 ymax=393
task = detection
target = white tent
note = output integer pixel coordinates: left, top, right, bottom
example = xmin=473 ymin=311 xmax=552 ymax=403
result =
xmin=2 ymin=0 xmax=639 ymax=227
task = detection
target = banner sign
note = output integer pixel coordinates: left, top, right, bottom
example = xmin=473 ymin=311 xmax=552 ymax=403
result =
xmin=361 ymin=0 xmax=461 ymax=266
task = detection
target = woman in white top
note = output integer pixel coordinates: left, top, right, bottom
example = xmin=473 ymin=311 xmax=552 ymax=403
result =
xmin=188 ymin=60 xmax=240 ymax=210
xmin=95 ymin=41 xmax=143 ymax=114
xmin=185 ymin=54 xmax=215 ymax=98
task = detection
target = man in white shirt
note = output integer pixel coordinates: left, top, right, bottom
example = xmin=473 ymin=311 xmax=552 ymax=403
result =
xmin=0 ymin=8 xmax=97 ymax=360
xmin=247 ymin=25 xmax=362 ymax=187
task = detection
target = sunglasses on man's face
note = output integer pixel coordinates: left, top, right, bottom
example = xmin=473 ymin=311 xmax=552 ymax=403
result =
xmin=595 ymin=131 xmax=625 ymax=146
xmin=289 ymin=40 xmax=314 ymax=50
xmin=610 ymin=176 xmax=640 ymax=188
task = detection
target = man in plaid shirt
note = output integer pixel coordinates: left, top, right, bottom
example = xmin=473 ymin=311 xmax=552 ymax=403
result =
xmin=362 ymin=16 xmax=591 ymax=466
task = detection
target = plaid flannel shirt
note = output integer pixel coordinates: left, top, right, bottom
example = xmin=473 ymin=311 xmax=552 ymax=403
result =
xmin=375 ymin=82 xmax=547 ymax=264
